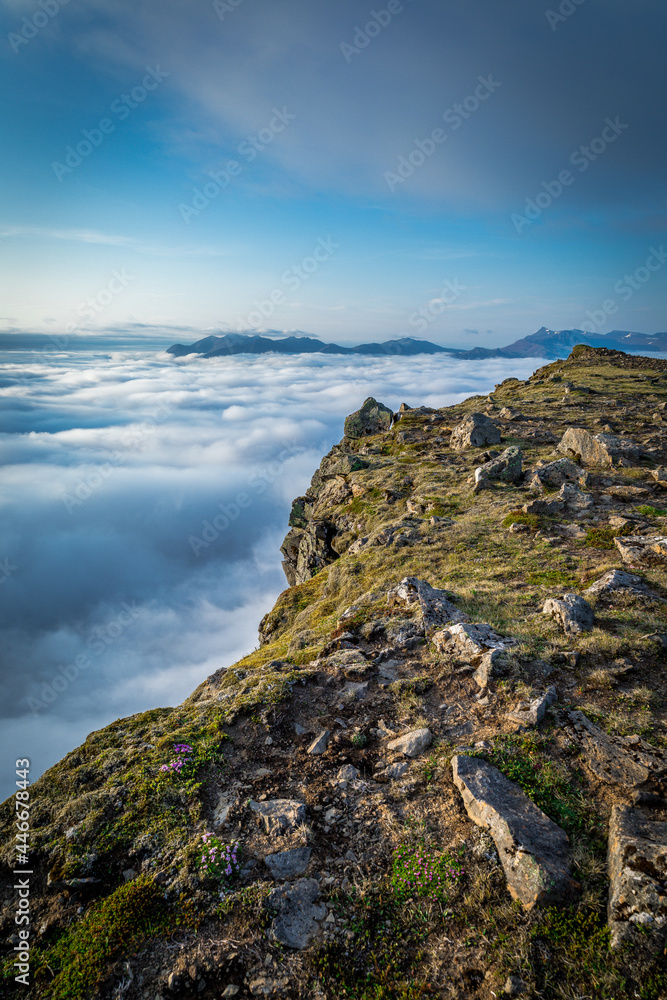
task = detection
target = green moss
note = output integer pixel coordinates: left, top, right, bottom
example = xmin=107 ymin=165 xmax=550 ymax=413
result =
xmin=502 ymin=510 xmax=540 ymax=530
xmin=636 ymin=504 xmax=667 ymax=517
xmin=526 ymin=568 xmax=579 ymax=587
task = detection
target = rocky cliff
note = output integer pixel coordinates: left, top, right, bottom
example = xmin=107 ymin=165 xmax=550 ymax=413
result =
xmin=2 ymin=345 xmax=667 ymax=1000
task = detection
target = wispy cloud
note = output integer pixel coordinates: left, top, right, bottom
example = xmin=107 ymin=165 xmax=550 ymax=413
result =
xmin=0 ymin=224 xmax=228 ymax=258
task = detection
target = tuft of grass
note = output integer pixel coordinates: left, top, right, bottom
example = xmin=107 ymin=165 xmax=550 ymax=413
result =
xmin=636 ymin=504 xmax=667 ymax=517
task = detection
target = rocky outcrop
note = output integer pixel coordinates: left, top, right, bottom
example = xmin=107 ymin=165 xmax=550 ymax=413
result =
xmin=508 ymin=686 xmax=557 ymax=727
xmin=386 ymin=728 xmax=432 ymax=758
xmin=608 ymin=805 xmax=667 ymax=949
xmin=387 ymin=577 xmax=469 ymax=631
xmin=542 ymin=594 xmax=594 ymax=634
xmin=344 ymin=396 xmax=393 ymax=438
xmin=614 ymin=534 xmax=667 ymax=568
xmin=557 ymin=426 xmax=642 ymax=466
xmin=433 ymin=622 xmax=514 ymax=662
xmin=554 ymin=710 xmax=667 ymax=790
xmin=450 ymin=412 xmax=501 ymax=450
xmin=266 ymin=879 xmax=327 ymax=949
xmin=474 ymin=445 xmax=523 ymax=490
xmin=584 ymin=569 xmax=652 ymax=597
xmin=249 ymin=799 xmax=306 ymax=836
xmin=452 ymin=755 xmax=575 ymax=909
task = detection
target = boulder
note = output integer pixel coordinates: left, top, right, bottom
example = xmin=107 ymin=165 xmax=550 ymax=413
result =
xmin=542 ymin=594 xmax=594 ymax=634
xmin=650 ymin=466 xmax=667 ymax=487
xmin=523 ymin=482 xmax=593 ymax=517
xmin=530 ymin=457 xmax=581 ymax=488
xmin=266 ymin=878 xmax=327 ymax=949
xmin=344 ymin=397 xmax=393 ymax=438
xmin=557 ymin=427 xmax=642 ymax=466
xmin=607 ymin=805 xmax=667 ymax=949
xmin=264 ymin=847 xmax=312 ymax=881
xmin=584 ymin=569 xmax=651 ymax=597
xmin=474 ymin=446 xmax=523 ymax=490
xmin=508 ymin=686 xmax=557 ymax=727
xmin=387 ymin=577 xmax=469 ymax=631
xmin=472 ymin=650 xmax=503 ymax=689
xmin=250 ymin=799 xmax=306 ymax=837
xmin=614 ymin=535 xmax=667 ymax=568
xmin=433 ymin=622 xmax=514 ymax=663
xmin=386 ymin=728 xmax=432 ymax=758
xmin=553 ymin=709 xmax=667 ymax=789
xmin=452 ymin=755 xmax=575 ymax=909
xmin=450 ymin=412 xmax=501 ymax=450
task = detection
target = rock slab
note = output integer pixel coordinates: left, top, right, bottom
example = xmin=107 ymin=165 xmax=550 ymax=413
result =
xmin=452 ymin=755 xmax=574 ymax=909
xmin=386 ymin=728 xmax=432 ymax=758
xmin=558 ymin=426 xmax=641 ymax=466
xmin=474 ymin=445 xmax=523 ymax=489
xmin=264 ymin=847 xmax=312 ymax=880
xmin=387 ymin=576 xmax=469 ymax=631
xmin=450 ymin=412 xmax=501 ymax=450
xmin=250 ymin=799 xmax=306 ymax=836
xmin=615 ymin=535 xmax=667 ymax=568
xmin=266 ymin=878 xmax=327 ymax=949
xmin=608 ymin=805 xmax=667 ymax=949
xmin=542 ymin=594 xmax=594 ymax=634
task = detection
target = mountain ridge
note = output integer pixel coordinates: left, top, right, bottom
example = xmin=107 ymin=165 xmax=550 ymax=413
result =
xmin=166 ymin=327 xmax=667 ymax=361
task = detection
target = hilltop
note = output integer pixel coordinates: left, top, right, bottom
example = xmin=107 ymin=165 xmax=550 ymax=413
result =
xmin=2 ymin=344 xmax=667 ymax=1000
xmin=166 ymin=328 xmax=667 ymax=361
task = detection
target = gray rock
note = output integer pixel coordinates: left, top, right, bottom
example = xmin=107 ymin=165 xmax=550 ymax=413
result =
xmin=450 ymin=412 xmax=501 ymax=450
xmin=474 ymin=445 xmax=523 ymax=490
xmin=307 ymin=730 xmax=331 ymax=755
xmin=384 ymin=761 xmax=410 ymax=779
xmin=386 ymin=728 xmax=432 ymax=758
xmin=584 ymin=569 xmax=650 ymax=597
xmin=294 ymin=723 xmax=308 ymax=736
xmin=554 ymin=709 xmax=667 ymax=789
xmin=503 ymin=975 xmax=527 ymax=996
xmin=608 ymin=805 xmax=667 ymax=949
xmin=342 ymin=681 xmax=368 ymax=701
xmin=264 ymin=847 xmax=312 ymax=880
xmin=248 ymin=976 xmax=289 ymax=996
xmin=344 ymin=396 xmax=393 ymax=438
xmin=523 ymin=481 xmax=593 ymax=517
xmin=387 ymin=576 xmax=469 ymax=631
xmin=542 ymin=594 xmax=594 ymax=634
xmin=557 ymin=426 xmax=642 ymax=467
xmin=531 ymin=457 xmax=581 ymax=489
xmin=452 ymin=755 xmax=575 ymax=909
xmin=614 ymin=534 xmax=667 ymax=568
xmin=473 ymin=649 xmax=504 ymax=689
xmin=266 ymin=878 xmax=327 ymax=949
xmin=650 ymin=466 xmax=667 ymax=486
xmin=508 ymin=686 xmax=557 ymax=727
xmin=250 ymin=799 xmax=306 ymax=836
xmin=212 ymin=791 xmax=233 ymax=827
xmin=433 ymin=621 xmax=514 ymax=662
xmin=221 ymin=987 xmax=240 ymax=999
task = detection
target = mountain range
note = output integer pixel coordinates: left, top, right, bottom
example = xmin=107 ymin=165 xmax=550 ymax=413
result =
xmin=166 ymin=327 xmax=667 ymax=361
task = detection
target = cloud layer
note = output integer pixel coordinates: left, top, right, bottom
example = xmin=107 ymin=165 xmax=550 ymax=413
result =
xmin=0 ymin=346 xmax=542 ymax=799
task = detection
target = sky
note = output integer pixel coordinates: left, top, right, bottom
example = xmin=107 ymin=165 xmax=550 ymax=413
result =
xmin=0 ymin=0 xmax=665 ymax=347
xmin=0 ymin=349 xmax=543 ymax=801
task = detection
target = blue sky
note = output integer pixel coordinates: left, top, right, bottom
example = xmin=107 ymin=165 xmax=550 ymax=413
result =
xmin=0 ymin=0 xmax=665 ymax=346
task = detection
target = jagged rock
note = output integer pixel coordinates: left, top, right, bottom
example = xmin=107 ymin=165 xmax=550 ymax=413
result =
xmin=342 ymin=681 xmax=369 ymax=701
xmin=584 ymin=569 xmax=651 ymax=597
xmin=344 ymin=397 xmax=393 ymax=438
xmin=472 ymin=649 xmax=504 ymax=689
xmin=307 ymin=731 xmax=331 ymax=755
xmin=264 ymin=847 xmax=312 ymax=880
xmin=266 ymin=878 xmax=327 ymax=949
xmin=452 ymin=755 xmax=574 ymax=909
xmin=387 ymin=577 xmax=469 ymax=631
xmin=523 ymin=481 xmax=593 ymax=517
xmin=542 ymin=594 xmax=594 ymax=634
xmin=212 ymin=792 xmax=233 ymax=827
xmin=386 ymin=728 xmax=432 ymax=758
xmin=650 ymin=466 xmax=667 ymax=487
xmin=499 ymin=407 xmax=523 ymax=421
xmin=281 ymin=520 xmax=339 ymax=587
xmin=554 ymin=709 xmax=667 ymax=789
xmin=608 ymin=805 xmax=667 ymax=949
xmin=508 ymin=686 xmax=557 ymax=727
xmin=614 ymin=535 xmax=667 ymax=568
xmin=474 ymin=445 xmax=523 ymax=490
xmin=557 ymin=426 xmax=642 ymax=466
xmin=383 ymin=761 xmax=411 ymax=779
xmin=433 ymin=622 xmax=514 ymax=663
xmin=250 ymin=799 xmax=306 ymax=836
xmin=450 ymin=412 xmax=501 ymax=450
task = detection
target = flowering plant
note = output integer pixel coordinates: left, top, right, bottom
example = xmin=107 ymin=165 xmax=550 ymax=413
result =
xmin=391 ymin=844 xmax=465 ymax=901
xmin=199 ymin=833 xmax=242 ymax=888
xmin=160 ymin=743 xmax=194 ymax=775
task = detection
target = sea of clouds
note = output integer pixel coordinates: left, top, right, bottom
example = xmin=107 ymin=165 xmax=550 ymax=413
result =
xmin=0 ymin=346 xmax=543 ymax=800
